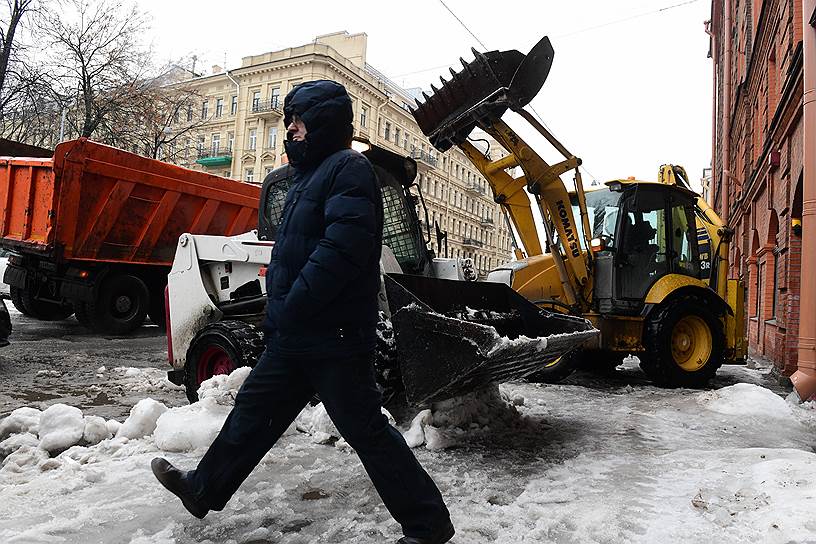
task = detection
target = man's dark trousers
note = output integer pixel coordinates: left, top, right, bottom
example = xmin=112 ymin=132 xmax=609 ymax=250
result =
xmin=186 ymin=341 xmax=450 ymax=538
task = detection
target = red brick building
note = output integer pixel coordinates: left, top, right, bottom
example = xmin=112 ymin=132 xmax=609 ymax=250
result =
xmin=709 ymin=0 xmax=809 ymax=374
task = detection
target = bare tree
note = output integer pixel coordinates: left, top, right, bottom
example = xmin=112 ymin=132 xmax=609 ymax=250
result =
xmin=41 ymin=0 xmax=151 ymax=139
xmin=99 ymin=65 xmax=209 ymax=161
xmin=0 ymin=0 xmax=36 ymax=102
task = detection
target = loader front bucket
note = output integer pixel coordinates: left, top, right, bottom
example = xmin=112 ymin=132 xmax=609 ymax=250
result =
xmin=384 ymin=273 xmax=597 ymax=405
xmin=412 ymin=36 xmax=554 ymax=151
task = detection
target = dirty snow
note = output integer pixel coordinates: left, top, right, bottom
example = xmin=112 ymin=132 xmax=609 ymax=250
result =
xmin=2 ymin=358 xmax=816 ymax=543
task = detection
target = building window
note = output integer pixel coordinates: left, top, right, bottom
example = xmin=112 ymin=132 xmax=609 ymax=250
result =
xmin=360 ymin=106 xmax=368 ymax=128
xmin=215 ymin=98 xmax=223 ymax=117
xmin=197 ymin=135 xmax=205 ymax=155
xmin=394 ymin=127 xmax=401 ymax=145
xmin=267 ymin=127 xmax=277 ymax=149
xmin=248 ymin=129 xmax=257 ymax=151
xmin=201 ymin=100 xmax=208 ymax=119
xmin=271 ymin=87 xmax=280 ymax=108
xmin=265 ymin=166 xmax=274 ymax=177
xmin=211 ymin=134 xmax=220 ymax=154
xmin=187 ymin=106 xmax=193 ymax=122
xmin=231 ymin=95 xmax=237 ymax=115
xmin=227 ymin=132 xmax=234 ymax=152
xmin=384 ymin=121 xmax=391 ymax=141
xmin=245 ymin=168 xmax=254 ymax=182
xmin=403 ymin=132 xmax=409 ymax=150
xmin=252 ymin=90 xmax=261 ymax=111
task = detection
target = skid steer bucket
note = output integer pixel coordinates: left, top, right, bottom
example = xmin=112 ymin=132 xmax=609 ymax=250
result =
xmin=385 ymin=273 xmax=598 ymax=405
xmin=412 ymin=36 xmax=554 ymax=151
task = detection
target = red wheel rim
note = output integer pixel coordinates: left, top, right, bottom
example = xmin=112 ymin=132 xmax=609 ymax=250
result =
xmin=197 ymin=345 xmax=236 ymax=385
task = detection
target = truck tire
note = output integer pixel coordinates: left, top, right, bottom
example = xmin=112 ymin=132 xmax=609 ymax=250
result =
xmin=16 ymin=287 xmax=73 ymax=321
xmin=184 ymin=320 xmax=265 ymax=403
xmin=87 ymin=274 xmax=149 ymax=334
xmin=9 ymin=287 xmax=31 ymax=316
xmin=639 ymin=296 xmax=725 ymax=388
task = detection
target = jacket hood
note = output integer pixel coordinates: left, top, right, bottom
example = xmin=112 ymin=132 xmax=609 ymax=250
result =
xmin=283 ymin=80 xmax=353 ymax=169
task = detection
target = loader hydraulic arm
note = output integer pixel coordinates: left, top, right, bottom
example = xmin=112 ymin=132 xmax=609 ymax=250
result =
xmin=460 ymin=117 xmax=591 ymax=308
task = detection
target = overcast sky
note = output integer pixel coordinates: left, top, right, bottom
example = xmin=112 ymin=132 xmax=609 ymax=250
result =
xmin=136 ymin=0 xmax=713 ymax=187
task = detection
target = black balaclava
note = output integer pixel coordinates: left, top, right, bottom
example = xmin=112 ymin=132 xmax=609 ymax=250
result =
xmin=283 ymin=80 xmax=354 ymax=170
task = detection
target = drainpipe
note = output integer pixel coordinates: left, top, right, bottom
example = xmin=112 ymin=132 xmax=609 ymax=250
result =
xmin=705 ymin=19 xmax=717 ymax=207
xmin=721 ymin=0 xmax=733 ymax=226
xmin=791 ymin=0 xmax=816 ymax=401
xmin=225 ymin=69 xmax=240 ymax=175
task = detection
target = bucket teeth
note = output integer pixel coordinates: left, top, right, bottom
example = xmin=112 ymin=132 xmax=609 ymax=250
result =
xmin=411 ymin=36 xmax=553 ymax=152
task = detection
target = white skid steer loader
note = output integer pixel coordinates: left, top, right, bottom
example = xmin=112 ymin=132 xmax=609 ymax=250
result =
xmin=165 ymin=142 xmax=597 ymax=405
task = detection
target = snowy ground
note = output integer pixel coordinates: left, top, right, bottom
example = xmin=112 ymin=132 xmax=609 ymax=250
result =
xmin=2 ymin=308 xmax=816 ymax=544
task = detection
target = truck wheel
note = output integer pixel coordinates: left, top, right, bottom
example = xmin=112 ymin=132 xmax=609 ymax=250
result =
xmin=640 ymin=297 xmax=725 ymax=388
xmin=87 ymin=274 xmax=149 ymax=334
xmin=18 ymin=288 xmax=73 ymax=321
xmin=184 ymin=320 xmax=265 ymax=403
xmin=9 ymin=287 xmax=31 ymax=316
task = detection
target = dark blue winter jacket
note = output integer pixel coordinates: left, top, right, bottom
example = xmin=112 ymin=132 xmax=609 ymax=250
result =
xmin=263 ymin=80 xmax=383 ymax=356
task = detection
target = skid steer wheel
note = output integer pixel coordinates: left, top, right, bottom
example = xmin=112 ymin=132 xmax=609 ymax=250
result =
xmin=87 ymin=274 xmax=149 ymax=334
xmin=13 ymin=287 xmax=73 ymax=321
xmin=640 ymin=296 xmax=725 ymax=388
xmin=184 ymin=320 xmax=265 ymax=403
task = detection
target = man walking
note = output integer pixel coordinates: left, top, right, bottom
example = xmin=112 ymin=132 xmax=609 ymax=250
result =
xmin=151 ymin=80 xmax=454 ymax=544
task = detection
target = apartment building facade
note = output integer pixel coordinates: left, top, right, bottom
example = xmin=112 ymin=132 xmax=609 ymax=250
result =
xmin=173 ymin=31 xmax=514 ymax=275
xmin=709 ymin=0 xmax=812 ymax=373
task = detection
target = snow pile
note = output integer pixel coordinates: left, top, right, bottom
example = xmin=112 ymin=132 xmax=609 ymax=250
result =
xmin=153 ymin=398 xmax=232 ymax=452
xmin=38 ymin=404 xmax=85 ymax=453
xmin=0 ymin=407 xmax=41 ymax=439
xmin=699 ymin=383 xmax=792 ymax=419
xmin=100 ymin=366 xmax=185 ymax=393
xmin=116 ymin=399 xmax=168 ymax=439
xmin=196 ymin=365 xmax=252 ymax=404
xmin=403 ymin=385 xmax=524 ymax=450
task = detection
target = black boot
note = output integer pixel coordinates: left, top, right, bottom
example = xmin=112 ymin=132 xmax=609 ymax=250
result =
xmin=397 ymin=519 xmax=455 ymax=544
xmin=151 ymin=457 xmax=209 ymax=519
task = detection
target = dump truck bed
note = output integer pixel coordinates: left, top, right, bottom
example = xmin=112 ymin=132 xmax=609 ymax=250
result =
xmin=0 ymin=138 xmax=260 ymax=265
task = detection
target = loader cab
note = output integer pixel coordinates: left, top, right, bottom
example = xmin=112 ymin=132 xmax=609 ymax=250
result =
xmin=257 ymin=141 xmax=429 ymax=275
xmin=588 ymin=183 xmax=703 ymax=314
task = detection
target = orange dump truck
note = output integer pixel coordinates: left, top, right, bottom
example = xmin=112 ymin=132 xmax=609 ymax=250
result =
xmin=0 ymin=138 xmax=260 ymax=333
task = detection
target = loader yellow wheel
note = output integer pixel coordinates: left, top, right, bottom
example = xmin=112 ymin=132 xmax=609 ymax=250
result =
xmin=640 ymin=296 xmax=724 ymax=388
xmin=671 ymin=315 xmax=713 ymax=372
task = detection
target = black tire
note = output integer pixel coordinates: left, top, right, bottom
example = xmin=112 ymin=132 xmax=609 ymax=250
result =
xmin=525 ymin=348 xmax=581 ymax=384
xmin=18 ymin=288 xmax=73 ymax=321
xmin=73 ymin=301 xmax=92 ymax=327
xmin=147 ymin=289 xmax=167 ymax=331
xmin=87 ymin=274 xmax=150 ymax=334
xmin=639 ymin=296 xmax=725 ymax=388
xmin=9 ymin=286 xmax=31 ymax=316
xmin=184 ymin=320 xmax=265 ymax=403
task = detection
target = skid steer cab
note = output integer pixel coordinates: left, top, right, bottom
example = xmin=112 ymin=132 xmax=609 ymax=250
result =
xmin=165 ymin=141 xmax=597 ymax=404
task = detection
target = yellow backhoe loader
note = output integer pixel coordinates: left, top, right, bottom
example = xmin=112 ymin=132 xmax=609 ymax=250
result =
xmin=412 ymin=36 xmax=746 ymax=387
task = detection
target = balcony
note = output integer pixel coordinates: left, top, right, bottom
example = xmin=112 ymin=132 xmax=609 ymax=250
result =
xmin=480 ymin=217 xmax=495 ymax=228
xmin=196 ymin=151 xmax=232 ymax=167
xmin=465 ymin=183 xmax=484 ymax=196
xmin=410 ymin=149 xmax=438 ymax=168
xmin=250 ymin=99 xmax=282 ymax=117
xmin=462 ymin=237 xmax=483 ymax=249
